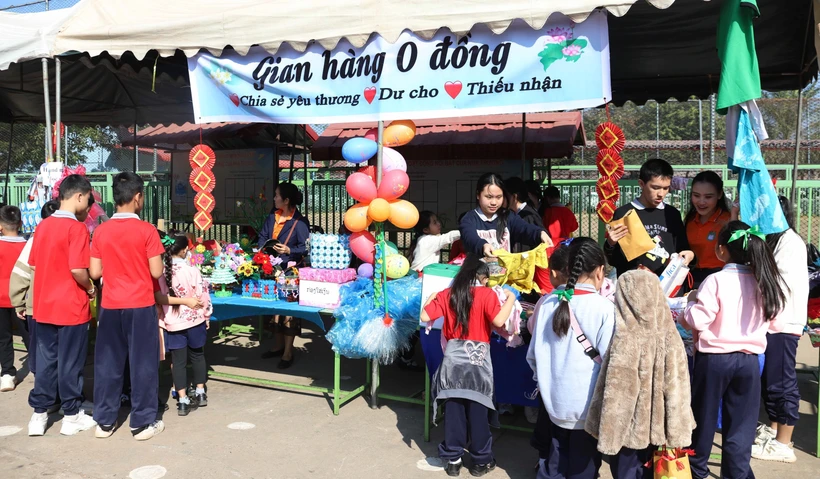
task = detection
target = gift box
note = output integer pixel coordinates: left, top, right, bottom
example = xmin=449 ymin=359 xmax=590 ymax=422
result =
xmin=20 ymin=198 xmax=45 ymax=234
xmin=299 ymin=280 xmax=348 ymax=309
xmin=308 ymin=233 xmax=351 ymax=270
xmin=298 ymin=267 xmax=356 ymax=283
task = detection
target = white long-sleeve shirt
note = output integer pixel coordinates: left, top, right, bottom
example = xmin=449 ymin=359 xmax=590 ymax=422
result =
xmin=410 ymin=231 xmax=461 ymax=272
xmin=772 ymin=229 xmax=809 ymax=336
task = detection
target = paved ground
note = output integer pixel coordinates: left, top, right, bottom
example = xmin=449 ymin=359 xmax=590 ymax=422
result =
xmin=0 ymin=324 xmax=818 ymax=479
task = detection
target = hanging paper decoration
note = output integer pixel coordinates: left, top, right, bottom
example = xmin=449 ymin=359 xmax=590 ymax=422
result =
xmin=596 ymin=200 xmax=617 ymax=223
xmin=594 ymin=121 xmax=626 ymax=152
xmin=189 ymin=144 xmax=216 ymax=231
xmin=595 ymin=149 xmax=625 ymax=180
xmin=596 ymin=177 xmax=620 ymax=202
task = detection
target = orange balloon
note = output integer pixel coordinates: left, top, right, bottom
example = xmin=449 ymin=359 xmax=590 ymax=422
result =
xmin=383 ymin=120 xmax=416 ymax=147
xmin=344 ymin=203 xmax=372 ymax=233
xmin=368 ymin=198 xmax=390 ymax=222
xmin=388 ymin=199 xmax=419 ymax=230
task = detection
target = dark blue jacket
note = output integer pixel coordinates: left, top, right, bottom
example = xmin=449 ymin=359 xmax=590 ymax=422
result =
xmin=459 ymin=208 xmax=545 ymax=255
xmin=258 ymin=209 xmax=310 ymax=266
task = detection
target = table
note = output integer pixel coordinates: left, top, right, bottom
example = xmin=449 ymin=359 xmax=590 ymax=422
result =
xmin=207 ymin=294 xmax=368 ymax=415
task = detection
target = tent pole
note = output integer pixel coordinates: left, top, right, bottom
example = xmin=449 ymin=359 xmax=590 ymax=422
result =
xmin=289 ymin=126 xmax=295 ymax=182
xmin=698 ymin=99 xmax=704 ymax=165
xmin=547 ymin=158 xmax=552 ymax=186
xmin=790 ymin=89 xmax=804 ymax=206
xmin=64 ymin=125 xmax=68 ymax=163
xmin=5 ymin=122 xmax=13 ymax=205
xmin=55 ymin=57 xmax=61 ymax=162
xmin=42 ymin=59 xmax=52 ymax=162
xmin=133 ymin=123 xmax=138 ymax=172
xmin=370 ymin=120 xmax=384 ymax=410
xmin=521 ymin=113 xmax=526 ymax=178
xmin=303 ymin=124 xmax=308 ymax=215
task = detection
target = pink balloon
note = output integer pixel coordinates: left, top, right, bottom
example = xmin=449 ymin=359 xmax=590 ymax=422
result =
xmin=364 ymin=128 xmax=378 ymax=141
xmin=345 ymin=172 xmax=378 ymax=203
xmin=377 ymin=169 xmax=410 ymax=200
xmin=382 ymin=147 xmax=407 ymax=173
xmin=350 ymin=231 xmax=376 ymax=264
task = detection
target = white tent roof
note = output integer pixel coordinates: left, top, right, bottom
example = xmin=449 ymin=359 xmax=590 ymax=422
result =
xmin=0 ymin=0 xmax=674 ymax=67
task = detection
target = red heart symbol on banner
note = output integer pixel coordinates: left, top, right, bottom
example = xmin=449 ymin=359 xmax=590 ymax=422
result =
xmin=363 ymin=87 xmax=377 ymax=104
xmin=229 ymin=93 xmax=240 ymax=107
xmin=444 ymin=81 xmax=462 ymax=99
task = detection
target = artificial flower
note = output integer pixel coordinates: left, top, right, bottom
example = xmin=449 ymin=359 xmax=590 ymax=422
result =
xmin=195 ymin=244 xmax=206 ymax=254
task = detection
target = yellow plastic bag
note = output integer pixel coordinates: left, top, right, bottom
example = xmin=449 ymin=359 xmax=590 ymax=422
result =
xmin=607 ymin=210 xmax=655 ymax=262
xmin=489 ymin=243 xmax=549 ymax=294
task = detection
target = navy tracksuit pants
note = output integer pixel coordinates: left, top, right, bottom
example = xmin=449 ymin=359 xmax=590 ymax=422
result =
xmin=0 ymin=307 xmax=30 ymax=377
xmin=439 ymin=398 xmax=494 ymax=465
xmin=690 ymin=352 xmax=759 ymax=479
xmin=28 ymin=321 xmax=88 ymax=415
xmin=93 ymin=306 xmax=159 ymax=429
xmin=537 ymin=423 xmax=602 ymax=479
xmin=761 ymin=333 xmax=800 ymax=426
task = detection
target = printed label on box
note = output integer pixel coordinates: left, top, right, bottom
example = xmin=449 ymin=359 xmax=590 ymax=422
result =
xmin=299 ymin=280 xmax=345 ymax=309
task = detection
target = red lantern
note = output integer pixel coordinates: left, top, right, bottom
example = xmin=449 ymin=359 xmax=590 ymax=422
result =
xmin=596 ymin=200 xmax=617 ymax=223
xmin=596 ymin=149 xmax=625 ymax=180
xmin=595 ymin=122 xmax=626 ymax=152
xmin=596 ymin=176 xmax=620 ymax=202
xmin=189 ymin=144 xmax=216 ymax=231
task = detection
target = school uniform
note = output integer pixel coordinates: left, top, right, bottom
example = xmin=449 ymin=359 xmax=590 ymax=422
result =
xmin=27 ymin=211 xmax=92 ymax=416
xmin=764 ymin=229 xmax=809 ymax=426
xmin=604 ymin=200 xmax=688 ymax=277
xmin=681 ymin=264 xmax=785 ymax=479
xmin=527 ymin=285 xmax=615 ymax=479
xmin=410 ymin=231 xmax=461 ymax=272
xmin=0 ymin=235 xmax=28 ymax=378
xmin=685 ymin=210 xmax=730 ymax=287
xmin=541 ymin=203 xmax=579 ymax=242
xmin=91 ymin=213 xmax=165 ymax=431
xmin=425 ymin=286 xmax=501 ymax=466
xmin=459 ymin=208 xmax=545 ymax=256
xmin=9 ymin=236 xmax=36 ymax=374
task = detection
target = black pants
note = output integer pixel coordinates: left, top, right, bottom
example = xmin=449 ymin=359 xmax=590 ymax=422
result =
xmin=170 ymin=346 xmax=206 ymax=392
xmin=0 ymin=307 xmax=30 ymax=376
xmin=27 ymin=322 xmax=88 ymax=415
xmin=538 ymin=424 xmax=602 ymax=479
xmin=762 ymin=333 xmax=800 ymax=426
xmin=691 ymin=352 xmax=759 ymax=479
xmin=531 ymin=397 xmax=552 ymax=460
xmin=439 ymin=398 xmax=493 ymax=465
xmin=609 ymin=447 xmax=653 ymax=479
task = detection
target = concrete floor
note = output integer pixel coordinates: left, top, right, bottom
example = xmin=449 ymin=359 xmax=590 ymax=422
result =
xmin=0 ymin=325 xmax=818 ymax=479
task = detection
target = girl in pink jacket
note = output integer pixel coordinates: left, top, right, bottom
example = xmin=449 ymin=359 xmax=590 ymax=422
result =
xmin=158 ymin=232 xmax=213 ymax=416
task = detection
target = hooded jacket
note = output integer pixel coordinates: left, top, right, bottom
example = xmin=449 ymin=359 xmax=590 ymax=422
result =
xmin=584 ymin=270 xmax=696 ymax=454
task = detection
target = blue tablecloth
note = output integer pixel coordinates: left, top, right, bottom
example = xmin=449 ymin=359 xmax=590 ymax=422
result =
xmin=419 ymin=328 xmax=538 ymax=408
xmin=209 ymin=294 xmax=326 ymax=331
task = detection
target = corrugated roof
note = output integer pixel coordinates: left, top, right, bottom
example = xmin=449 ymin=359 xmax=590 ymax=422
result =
xmin=312 ymin=112 xmax=584 ymax=162
xmin=582 ymin=139 xmax=820 ymax=150
xmin=123 ymin=122 xmax=318 ymax=149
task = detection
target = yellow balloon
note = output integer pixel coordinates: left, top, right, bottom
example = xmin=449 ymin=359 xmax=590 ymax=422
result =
xmin=368 ymin=198 xmax=390 ymax=222
xmin=388 ymin=199 xmax=419 ymax=230
xmin=383 ymin=120 xmax=416 ymax=147
xmin=385 ymin=254 xmax=410 ymax=279
xmin=344 ymin=203 xmax=372 ymax=233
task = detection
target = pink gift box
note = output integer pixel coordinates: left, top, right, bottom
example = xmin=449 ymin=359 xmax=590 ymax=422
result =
xmin=298 ymin=267 xmax=356 ymax=284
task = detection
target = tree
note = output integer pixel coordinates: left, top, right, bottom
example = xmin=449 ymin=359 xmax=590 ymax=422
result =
xmin=0 ymin=123 xmax=120 ymax=173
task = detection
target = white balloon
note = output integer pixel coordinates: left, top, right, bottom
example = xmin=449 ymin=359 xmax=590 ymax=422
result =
xmin=382 ymin=147 xmax=407 ymax=173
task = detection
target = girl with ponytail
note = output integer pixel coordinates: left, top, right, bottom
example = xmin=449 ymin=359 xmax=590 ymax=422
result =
xmin=526 ymin=237 xmax=614 ymax=478
xmin=156 ymin=230 xmax=212 ymax=416
xmin=681 ymin=220 xmax=787 ymax=478
xmin=421 ymin=253 xmax=516 ymax=477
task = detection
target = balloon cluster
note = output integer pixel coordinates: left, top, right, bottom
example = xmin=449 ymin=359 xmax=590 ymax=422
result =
xmin=342 ymin=120 xmax=419 ymax=280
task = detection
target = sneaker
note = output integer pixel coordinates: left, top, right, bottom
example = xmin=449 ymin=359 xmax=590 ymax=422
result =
xmin=132 ymin=420 xmax=165 ymax=441
xmin=28 ymin=412 xmax=48 ymax=436
xmin=469 ymin=459 xmax=497 ymax=477
xmin=754 ymin=424 xmax=776 ymax=446
xmin=177 ymin=396 xmax=198 ymax=416
xmin=59 ymin=410 xmax=97 ymax=436
xmin=0 ymin=374 xmax=16 ymax=392
xmin=196 ymin=392 xmax=208 ymax=408
xmin=95 ymin=424 xmax=114 ymax=439
xmin=524 ymin=406 xmax=539 ymax=425
xmin=752 ymin=438 xmax=797 ymax=463
xmin=445 ymin=459 xmax=462 ymax=477
xmin=497 ymin=403 xmax=515 ymax=416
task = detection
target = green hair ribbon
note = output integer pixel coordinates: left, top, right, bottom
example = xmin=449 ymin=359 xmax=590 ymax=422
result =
xmin=728 ymin=225 xmax=766 ymax=249
xmin=161 ymin=235 xmax=175 ymax=247
xmin=553 ymin=288 xmax=574 ymax=303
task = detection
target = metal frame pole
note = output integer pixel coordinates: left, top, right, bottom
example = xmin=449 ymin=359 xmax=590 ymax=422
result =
xmin=698 ymin=99 xmax=704 ymax=165
xmin=133 ymin=123 xmax=138 ymax=172
xmin=791 ymin=89 xmax=804 ymax=206
xmin=41 ymin=59 xmax=52 ymax=162
xmin=5 ymin=122 xmax=13 ymax=205
xmin=521 ymin=113 xmax=526 ymax=178
xmin=370 ymin=120 xmax=384 ymax=409
xmin=55 ymin=57 xmax=61 ymax=162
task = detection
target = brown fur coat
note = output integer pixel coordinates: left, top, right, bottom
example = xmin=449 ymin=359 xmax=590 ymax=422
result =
xmin=584 ymin=270 xmax=696 ymax=455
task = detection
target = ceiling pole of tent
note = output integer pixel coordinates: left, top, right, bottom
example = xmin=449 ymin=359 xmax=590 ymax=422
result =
xmin=302 ymin=124 xmax=308 ymax=215
xmin=790 ymin=88 xmax=804 ymax=206
xmin=133 ymin=123 xmax=138 ymax=172
xmin=55 ymin=57 xmax=61 ymax=163
xmin=521 ymin=113 xmax=527 ymax=178
xmin=5 ymin=122 xmax=13 ymax=205
xmin=41 ymin=59 xmax=52 ymax=163
xmin=370 ymin=120 xmax=384 ymax=410
xmin=289 ymin=126 xmax=295 ymax=182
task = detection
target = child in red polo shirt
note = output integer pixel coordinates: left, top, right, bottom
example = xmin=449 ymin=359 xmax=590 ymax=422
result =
xmin=90 ymin=172 xmax=165 ymax=441
xmin=421 ymin=254 xmax=516 ymax=477
xmin=0 ymin=206 xmax=28 ymax=392
xmin=27 ymin=175 xmax=98 ymax=437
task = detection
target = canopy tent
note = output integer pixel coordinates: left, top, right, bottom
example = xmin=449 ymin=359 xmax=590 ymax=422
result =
xmin=0 ymin=0 xmax=817 ymax=125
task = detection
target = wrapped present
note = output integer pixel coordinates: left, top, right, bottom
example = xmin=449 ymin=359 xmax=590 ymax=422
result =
xmin=20 ymin=198 xmax=45 ymax=234
xmin=298 ymin=267 xmax=357 ymax=284
xmin=308 ymin=233 xmax=352 ymax=270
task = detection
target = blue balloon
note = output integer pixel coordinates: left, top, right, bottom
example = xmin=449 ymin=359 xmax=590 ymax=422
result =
xmin=342 ymin=138 xmax=378 ymax=164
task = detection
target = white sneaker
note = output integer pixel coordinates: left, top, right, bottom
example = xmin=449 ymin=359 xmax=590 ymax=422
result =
xmin=59 ymin=410 xmax=97 ymax=436
xmin=132 ymin=420 xmax=165 ymax=441
xmin=752 ymin=438 xmax=797 ymax=463
xmin=28 ymin=412 xmax=47 ymax=436
xmin=95 ymin=425 xmax=114 ymax=439
xmin=754 ymin=424 xmax=776 ymax=446
xmin=0 ymin=374 xmax=16 ymax=392
xmin=524 ymin=406 xmax=539 ymax=425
